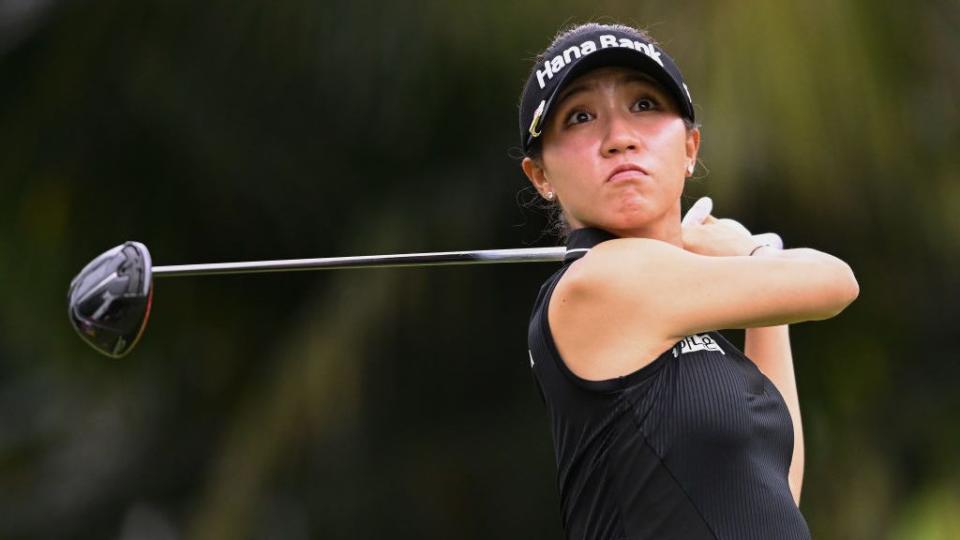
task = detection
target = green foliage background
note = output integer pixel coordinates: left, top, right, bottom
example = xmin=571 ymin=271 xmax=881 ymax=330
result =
xmin=1 ymin=0 xmax=958 ymax=538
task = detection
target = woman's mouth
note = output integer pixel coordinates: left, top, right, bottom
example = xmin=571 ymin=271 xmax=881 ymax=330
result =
xmin=606 ymin=163 xmax=650 ymax=183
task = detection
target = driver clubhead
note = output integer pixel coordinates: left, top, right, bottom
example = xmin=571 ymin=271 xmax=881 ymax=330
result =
xmin=68 ymin=242 xmax=153 ymax=358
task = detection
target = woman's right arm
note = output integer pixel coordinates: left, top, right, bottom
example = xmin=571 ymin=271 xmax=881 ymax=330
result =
xmin=560 ymin=238 xmax=859 ymax=342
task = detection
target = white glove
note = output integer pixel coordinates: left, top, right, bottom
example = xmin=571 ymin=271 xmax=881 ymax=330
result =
xmin=682 ymin=196 xmax=784 ymax=250
xmin=682 ymin=196 xmax=713 ymax=226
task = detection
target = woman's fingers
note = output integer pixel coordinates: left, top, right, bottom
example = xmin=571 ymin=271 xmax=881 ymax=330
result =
xmin=717 ymin=217 xmax=753 ymax=237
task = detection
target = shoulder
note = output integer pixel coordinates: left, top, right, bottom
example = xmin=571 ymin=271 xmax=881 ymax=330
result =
xmin=556 ymin=237 xmax=684 ymax=300
xmin=548 ymin=239 xmax=681 ymax=381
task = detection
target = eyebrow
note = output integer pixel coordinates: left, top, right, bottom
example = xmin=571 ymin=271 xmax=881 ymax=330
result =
xmin=554 ymin=72 xmax=660 ymax=110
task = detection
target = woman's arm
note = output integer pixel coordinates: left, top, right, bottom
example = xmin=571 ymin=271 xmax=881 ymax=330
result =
xmin=550 ymin=237 xmax=858 ymax=381
xmin=744 ymin=324 xmax=804 ymax=505
xmin=566 ymin=240 xmax=859 ymax=335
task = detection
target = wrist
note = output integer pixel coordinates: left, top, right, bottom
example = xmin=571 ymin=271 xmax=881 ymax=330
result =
xmin=749 ymin=244 xmax=777 ymax=256
xmin=734 ymin=239 xmax=760 ymax=256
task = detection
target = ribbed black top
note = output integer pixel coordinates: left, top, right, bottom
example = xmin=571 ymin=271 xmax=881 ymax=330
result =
xmin=527 ymin=228 xmax=810 ymax=540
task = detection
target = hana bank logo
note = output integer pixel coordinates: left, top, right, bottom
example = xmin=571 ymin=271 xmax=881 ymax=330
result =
xmin=535 ymin=34 xmax=665 ymax=89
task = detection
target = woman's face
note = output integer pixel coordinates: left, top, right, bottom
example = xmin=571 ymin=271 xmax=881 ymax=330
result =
xmin=523 ymin=66 xmax=700 ymax=236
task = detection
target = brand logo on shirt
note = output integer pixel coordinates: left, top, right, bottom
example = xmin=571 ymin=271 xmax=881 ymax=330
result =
xmin=672 ymin=334 xmax=725 ymax=357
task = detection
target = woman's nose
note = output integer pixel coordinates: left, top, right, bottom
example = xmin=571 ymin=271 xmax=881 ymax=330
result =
xmin=601 ymin=114 xmax=641 ymax=157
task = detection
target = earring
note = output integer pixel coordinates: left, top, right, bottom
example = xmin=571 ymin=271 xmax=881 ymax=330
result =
xmin=687 ymin=163 xmax=695 ymax=175
xmin=544 ymin=191 xmax=555 ymax=201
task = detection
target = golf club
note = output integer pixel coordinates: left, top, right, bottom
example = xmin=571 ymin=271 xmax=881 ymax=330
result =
xmin=67 ymin=202 xmax=782 ymax=360
xmin=67 ymin=242 xmax=566 ymax=358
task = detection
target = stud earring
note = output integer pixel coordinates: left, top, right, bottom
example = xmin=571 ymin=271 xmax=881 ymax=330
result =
xmin=544 ymin=191 xmax=555 ymax=201
xmin=687 ymin=163 xmax=695 ymax=175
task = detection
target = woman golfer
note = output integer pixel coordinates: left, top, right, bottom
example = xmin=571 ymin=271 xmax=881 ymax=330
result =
xmin=521 ymin=23 xmax=858 ymax=539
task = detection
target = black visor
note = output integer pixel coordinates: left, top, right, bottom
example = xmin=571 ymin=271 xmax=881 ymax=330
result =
xmin=519 ymin=26 xmax=694 ymax=155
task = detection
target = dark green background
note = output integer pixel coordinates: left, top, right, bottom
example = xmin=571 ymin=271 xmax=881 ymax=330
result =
xmin=2 ymin=0 xmax=958 ymax=538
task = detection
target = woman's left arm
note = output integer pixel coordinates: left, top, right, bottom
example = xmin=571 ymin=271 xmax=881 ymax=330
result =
xmin=745 ymin=324 xmax=804 ymax=506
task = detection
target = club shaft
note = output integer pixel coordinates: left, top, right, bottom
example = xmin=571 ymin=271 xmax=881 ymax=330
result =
xmin=151 ymin=247 xmax=566 ymax=278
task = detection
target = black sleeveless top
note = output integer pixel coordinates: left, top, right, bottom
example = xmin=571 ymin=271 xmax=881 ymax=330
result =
xmin=527 ymin=228 xmax=811 ymax=540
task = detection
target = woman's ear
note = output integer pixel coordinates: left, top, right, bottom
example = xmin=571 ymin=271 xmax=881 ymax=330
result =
xmin=685 ymin=127 xmax=701 ymax=176
xmin=522 ymin=157 xmax=553 ymax=197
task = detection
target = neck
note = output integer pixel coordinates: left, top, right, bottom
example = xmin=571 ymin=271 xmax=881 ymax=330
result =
xmin=609 ymin=218 xmax=683 ymax=247
xmin=572 ymin=202 xmax=684 ymax=248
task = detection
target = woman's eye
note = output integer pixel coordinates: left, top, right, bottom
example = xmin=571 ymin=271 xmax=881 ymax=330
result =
xmin=565 ymin=110 xmax=594 ymax=125
xmin=633 ymin=97 xmax=658 ymax=112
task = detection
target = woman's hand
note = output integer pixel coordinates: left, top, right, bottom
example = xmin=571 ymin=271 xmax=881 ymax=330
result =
xmin=681 ymin=197 xmax=758 ymax=257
